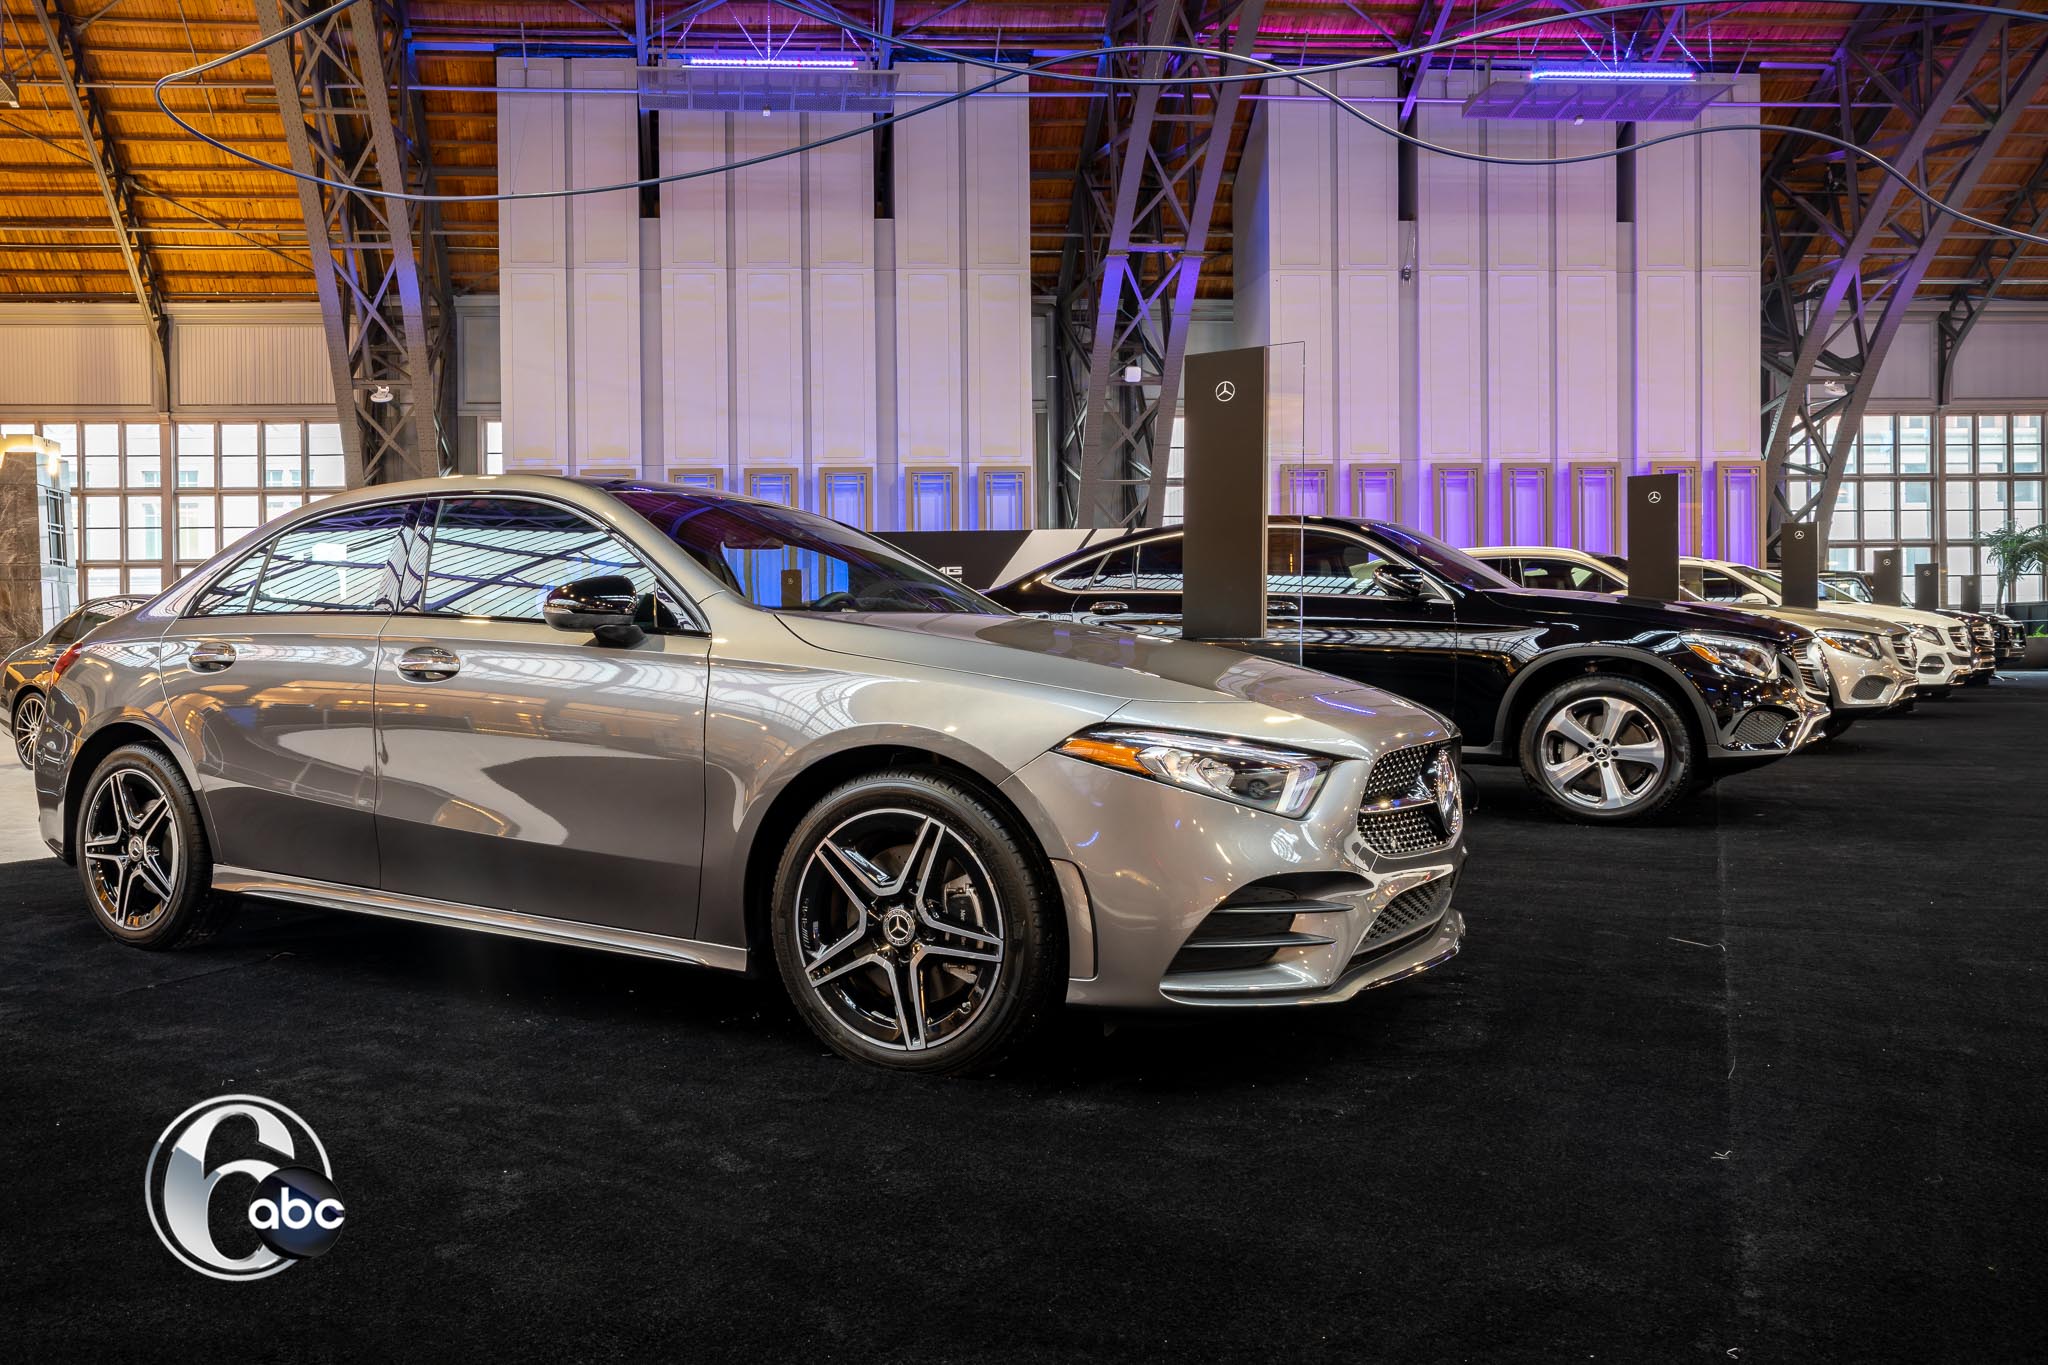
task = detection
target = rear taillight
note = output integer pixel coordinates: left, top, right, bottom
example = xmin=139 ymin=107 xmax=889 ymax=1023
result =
xmin=51 ymin=643 xmax=83 ymax=679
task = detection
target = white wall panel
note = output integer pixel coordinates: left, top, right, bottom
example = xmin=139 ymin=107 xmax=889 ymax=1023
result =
xmin=1702 ymin=272 xmax=1759 ymax=460
xmin=1418 ymin=79 xmax=1483 ymax=271
xmin=1419 ymin=272 xmax=1481 ymax=459
xmin=501 ymin=269 xmax=570 ymax=469
xmin=1488 ymin=271 xmax=1552 ymax=460
xmin=895 ymin=270 xmax=962 ymax=464
xmin=0 ymin=309 xmax=156 ymax=411
xmin=965 ymin=79 xmax=1030 ymax=270
xmin=1486 ymin=120 xmax=1552 ymax=272
xmin=1555 ymin=119 xmax=1617 ymax=271
xmin=1701 ymin=79 xmax=1761 ymax=270
xmin=569 ymin=60 xmax=637 ymax=270
xmin=1270 ymin=272 xmax=1335 ymax=462
xmin=966 ymin=271 xmax=1032 ymax=467
xmin=572 ymin=269 xmax=639 ymax=469
xmin=806 ymin=117 xmax=873 ymax=269
xmin=1335 ymin=272 xmax=1399 ymax=460
xmin=1636 ymin=271 xmax=1699 ymax=459
xmin=658 ymin=111 xmax=727 ymax=269
xmin=734 ymin=116 xmax=803 ymax=270
xmin=1334 ymin=70 xmax=1399 ymax=271
xmin=1267 ymin=81 xmax=1333 ymax=272
xmin=1635 ymin=132 xmax=1699 ymax=272
xmin=498 ymin=56 xmax=564 ymax=268
xmin=734 ymin=271 xmax=804 ymax=467
xmin=808 ymin=271 xmax=877 ymax=467
xmin=894 ymin=66 xmax=962 ymax=270
xmin=174 ymin=315 xmax=331 ymax=408
xmin=1556 ymin=272 xmax=1618 ymax=460
xmin=1951 ymin=319 xmax=2048 ymax=402
xmin=661 ymin=272 xmax=728 ymax=468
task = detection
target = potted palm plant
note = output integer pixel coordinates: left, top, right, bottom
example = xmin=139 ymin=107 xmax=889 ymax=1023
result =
xmin=1977 ymin=522 xmax=2048 ymax=609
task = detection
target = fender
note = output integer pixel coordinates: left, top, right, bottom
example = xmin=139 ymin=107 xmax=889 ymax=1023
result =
xmin=1483 ymin=644 xmax=1718 ymax=758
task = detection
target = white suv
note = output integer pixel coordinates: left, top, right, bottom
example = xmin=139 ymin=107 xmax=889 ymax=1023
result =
xmin=1473 ymin=547 xmax=1917 ymax=736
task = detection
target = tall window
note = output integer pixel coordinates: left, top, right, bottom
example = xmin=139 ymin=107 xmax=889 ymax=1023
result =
xmin=25 ymin=419 xmax=347 ymax=600
xmin=1793 ymin=412 xmax=2043 ymax=605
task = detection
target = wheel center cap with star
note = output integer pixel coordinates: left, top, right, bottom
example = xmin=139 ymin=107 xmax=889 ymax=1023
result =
xmin=880 ymin=906 xmax=918 ymax=947
xmin=127 ymin=835 xmax=145 ymax=859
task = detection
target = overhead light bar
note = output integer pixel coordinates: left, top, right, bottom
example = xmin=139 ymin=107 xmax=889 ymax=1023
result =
xmin=684 ymin=54 xmax=861 ymax=70
xmin=1528 ymin=63 xmax=1698 ymax=83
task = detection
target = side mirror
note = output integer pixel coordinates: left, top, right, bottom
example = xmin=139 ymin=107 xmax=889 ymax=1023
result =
xmin=1736 ymin=592 xmax=1770 ymax=606
xmin=1377 ymin=566 xmax=1432 ymax=599
xmin=543 ymin=574 xmax=644 ymax=647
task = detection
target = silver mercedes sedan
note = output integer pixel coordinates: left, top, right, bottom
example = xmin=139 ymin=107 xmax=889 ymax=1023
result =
xmin=30 ymin=477 xmax=1466 ymax=1073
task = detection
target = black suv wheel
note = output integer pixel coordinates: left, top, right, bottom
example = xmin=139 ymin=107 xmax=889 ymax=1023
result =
xmin=1517 ymin=674 xmax=1697 ymax=824
xmin=75 ymin=744 xmax=233 ymax=949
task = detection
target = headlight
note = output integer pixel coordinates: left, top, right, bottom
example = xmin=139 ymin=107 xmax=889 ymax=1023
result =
xmin=1910 ymin=624 xmax=1944 ymax=646
xmin=1814 ymin=628 xmax=1881 ymax=660
xmin=1055 ymin=727 xmax=1333 ymax=818
xmin=1679 ymin=631 xmax=1779 ymax=680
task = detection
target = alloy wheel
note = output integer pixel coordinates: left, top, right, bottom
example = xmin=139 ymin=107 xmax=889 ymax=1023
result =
xmin=793 ymin=807 xmax=1006 ymax=1053
xmin=81 ymin=766 xmax=181 ymax=933
xmin=1537 ymin=695 xmax=1667 ymax=812
xmin=12 ymin=695 xmax=42 ymax=767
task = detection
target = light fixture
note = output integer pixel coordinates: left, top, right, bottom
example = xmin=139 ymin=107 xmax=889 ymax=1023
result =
xmin=686 ymin=55 xmax=860 ymax=70
xmin=0 ymin=74 xmax=19 ymax=108
xmin=370 ymin=384 xmax=394 ymax=404
xmin=1529 ymin=63 xmax=1698 ymax=83
xmin=1123 ymin=364 xmax=1143 ymax=384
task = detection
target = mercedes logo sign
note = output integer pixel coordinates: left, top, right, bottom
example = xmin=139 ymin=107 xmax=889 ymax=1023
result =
xmin=1646 ymin=490 xmax=1663 ymax=505
xmin=1214 ymin=380 xmax=1236 ymax=402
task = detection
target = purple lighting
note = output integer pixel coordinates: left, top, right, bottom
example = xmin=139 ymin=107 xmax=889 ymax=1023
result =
xmin=1528 ymin=63 xmax=1697 ymax=83
xmin=685 ymin=55 xmax=861 ymax=70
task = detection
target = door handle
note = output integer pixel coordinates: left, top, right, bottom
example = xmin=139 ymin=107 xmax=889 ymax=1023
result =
xmin=395 ymin=646 xmax=461 ymax=682
xmin=188 ymin=642 xmax=237 ymax=672
xmin=1093 ymin=600 xmax=1129 ymax=614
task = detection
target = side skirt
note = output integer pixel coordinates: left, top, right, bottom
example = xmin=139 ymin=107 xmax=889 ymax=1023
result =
xmin=211 ymin=866 xmax=749 ymax=974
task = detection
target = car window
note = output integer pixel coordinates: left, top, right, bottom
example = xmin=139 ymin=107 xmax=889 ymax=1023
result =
xmin=191 ymin=546 xmax=269 ymax=617
xmin=1697 ymin=569 xmax=1747 ymax=602
xmin=249 ymin=504 xmax=409 ymax=614
xmin=1133 ymin=537 xmax=1182 ymax=590
xmin=1267 ymin=529 xmax=1407 ymax=597
xmin=46 ymin=609 xmax=87 ymax=645
xmin=1524 ymin=558 xmax=1622 ymax=593
xmin=1046 ymin=552 xmax=1106 ymax=591
xmin=1052 ymin=547 xmax=1133 ymax=592
xmin=422 ymin=497 xmax=658 ymax=621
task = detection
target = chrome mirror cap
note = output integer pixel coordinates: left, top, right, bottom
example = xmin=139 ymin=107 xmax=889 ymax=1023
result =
xmin=543 ymin=575 xmax=644 ymax=646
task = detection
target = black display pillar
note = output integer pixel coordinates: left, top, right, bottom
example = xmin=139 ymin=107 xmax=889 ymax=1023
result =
xmin=1625 ymin=474 xmax=1680 ymax=600
xmin=1914 ymin=562 xmax=1942 ymax=611
xmin=1183 ymin=347 xmax=1269 ymax=641
xmin=1960 ymin=574 xmax=1982 ymax=613
xmin=1780 ymin=523 xmax=1820 ymax=609
xmin=1871 ymin=548 xmax=1903 ymax=606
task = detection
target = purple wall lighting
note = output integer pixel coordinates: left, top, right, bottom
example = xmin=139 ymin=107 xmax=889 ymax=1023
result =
xmin=1352 ymin=467 xmax=1398 ymax=523
xmin=1574 ymin=467 xmax=1615 ymax=555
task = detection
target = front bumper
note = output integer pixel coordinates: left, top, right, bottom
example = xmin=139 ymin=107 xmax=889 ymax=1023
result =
xmin=1821 ymin=645 xmax=1915 ymax=712
xmin=1696 ymin=650 xmax=1830 ymax=761
xmin=1006 ymin=746 xmax=1467 ymax=1011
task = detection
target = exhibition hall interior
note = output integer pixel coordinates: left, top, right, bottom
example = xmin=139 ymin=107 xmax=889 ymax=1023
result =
xmin=3 ymin=0 xmax=2047 ymax=1357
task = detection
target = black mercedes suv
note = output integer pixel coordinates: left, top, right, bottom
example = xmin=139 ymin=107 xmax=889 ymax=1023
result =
xmin=987 ymin=518 xmax=1830 ymax=823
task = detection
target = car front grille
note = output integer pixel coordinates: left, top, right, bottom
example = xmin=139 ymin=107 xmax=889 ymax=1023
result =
xmin=1794 ymin=644 xmax=1828 ymax=700
xmin=1885 ymin=632 xmax=1914 ymax=668
xmin=1355 ymin=742 xmax=1458 ymax=857
xmin=1354 ymin=875 xmax=1456 ymax=957
xmin=1949 ymin=625 xmax=1971 ymax=652
xmin=1731 ymin=708 xmax=1794 ymax=747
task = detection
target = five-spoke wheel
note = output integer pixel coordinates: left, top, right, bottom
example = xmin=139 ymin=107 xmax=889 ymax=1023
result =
xmin=1519 ymin=675 xmax=1695 ymax=824
xmin=74 ymin=744 xmax=227 ymax=949
xmin=11 ymin=693 xmax=42 ymax=768
xmin=772 ymin=771 xmax=1059 ymax=1073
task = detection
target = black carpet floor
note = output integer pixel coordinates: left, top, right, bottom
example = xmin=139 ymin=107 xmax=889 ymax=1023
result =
xmin=4 ymin=678 xmax=2046 ymax=1362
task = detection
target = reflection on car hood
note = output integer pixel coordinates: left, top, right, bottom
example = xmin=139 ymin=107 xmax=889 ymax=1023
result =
xmin=1470 ymin=586 xmax=1809 ymax=643
xmin=775 ymin=612 xmax=1451 ymax=760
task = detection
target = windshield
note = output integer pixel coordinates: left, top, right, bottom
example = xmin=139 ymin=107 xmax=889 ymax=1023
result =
xmin=1362 ymin=522 xmax=1517 ymax=590
xmin=610 ymin=485 xmax=1005 ymax=616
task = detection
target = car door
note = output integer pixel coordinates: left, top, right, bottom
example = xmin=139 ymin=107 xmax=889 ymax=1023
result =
xmin=1233 ymin=526 xmax=1461 ymax=718
xmin=372 ymin=494 xmax=712 ymax=938
xmin=156 ymin=500 xmax=410 ymax=886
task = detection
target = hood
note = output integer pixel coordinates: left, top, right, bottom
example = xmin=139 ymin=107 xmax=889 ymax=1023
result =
xmin=1722 ymin=602 xmax=1901 ymax=636
xmin=1804 ymin=600 xmax=1962 ymax=633
xmin=1467 ymin=586 xmax=1809 ymax=644
xmin=775 ymin=612 xmax=1451 ymax=761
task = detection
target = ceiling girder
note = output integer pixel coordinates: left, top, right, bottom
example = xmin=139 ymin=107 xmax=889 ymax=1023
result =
xmin=255 ymin=0 xmax=449 ymax=486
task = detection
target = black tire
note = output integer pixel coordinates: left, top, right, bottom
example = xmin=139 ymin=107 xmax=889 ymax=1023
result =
xmin=1517 ymin=673 xmax=1698 ymax=825
xmin=1821 ymin=713 xmax=1857 ymax=739
xmin=769 ymin=769 xmax=1061 ymax=1075
xmin=74 ymin=743 xmax=233 ymax=950
xmin=10 ymin=690 xmax=43 ymax=768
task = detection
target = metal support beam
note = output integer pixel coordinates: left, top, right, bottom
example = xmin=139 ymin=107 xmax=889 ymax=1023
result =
xmin=1758 ymin=12 xmax=2045 ymax=556
xmin=1935 ymin=143 xmax=2048 ymax=404
xmin=29 ymin=0 xmax=170 ymax=403
xmin=255 ymin=0 xmax=450 ymax=486
xmin=1398 ymin=1 xmax=1459 ymax=124
xmin=1058 ymin=0 xmax=1266 ymax=529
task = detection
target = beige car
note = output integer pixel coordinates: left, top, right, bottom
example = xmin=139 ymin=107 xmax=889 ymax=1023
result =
xmin=1472 ymin=547 xmax=1915 ymax=736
